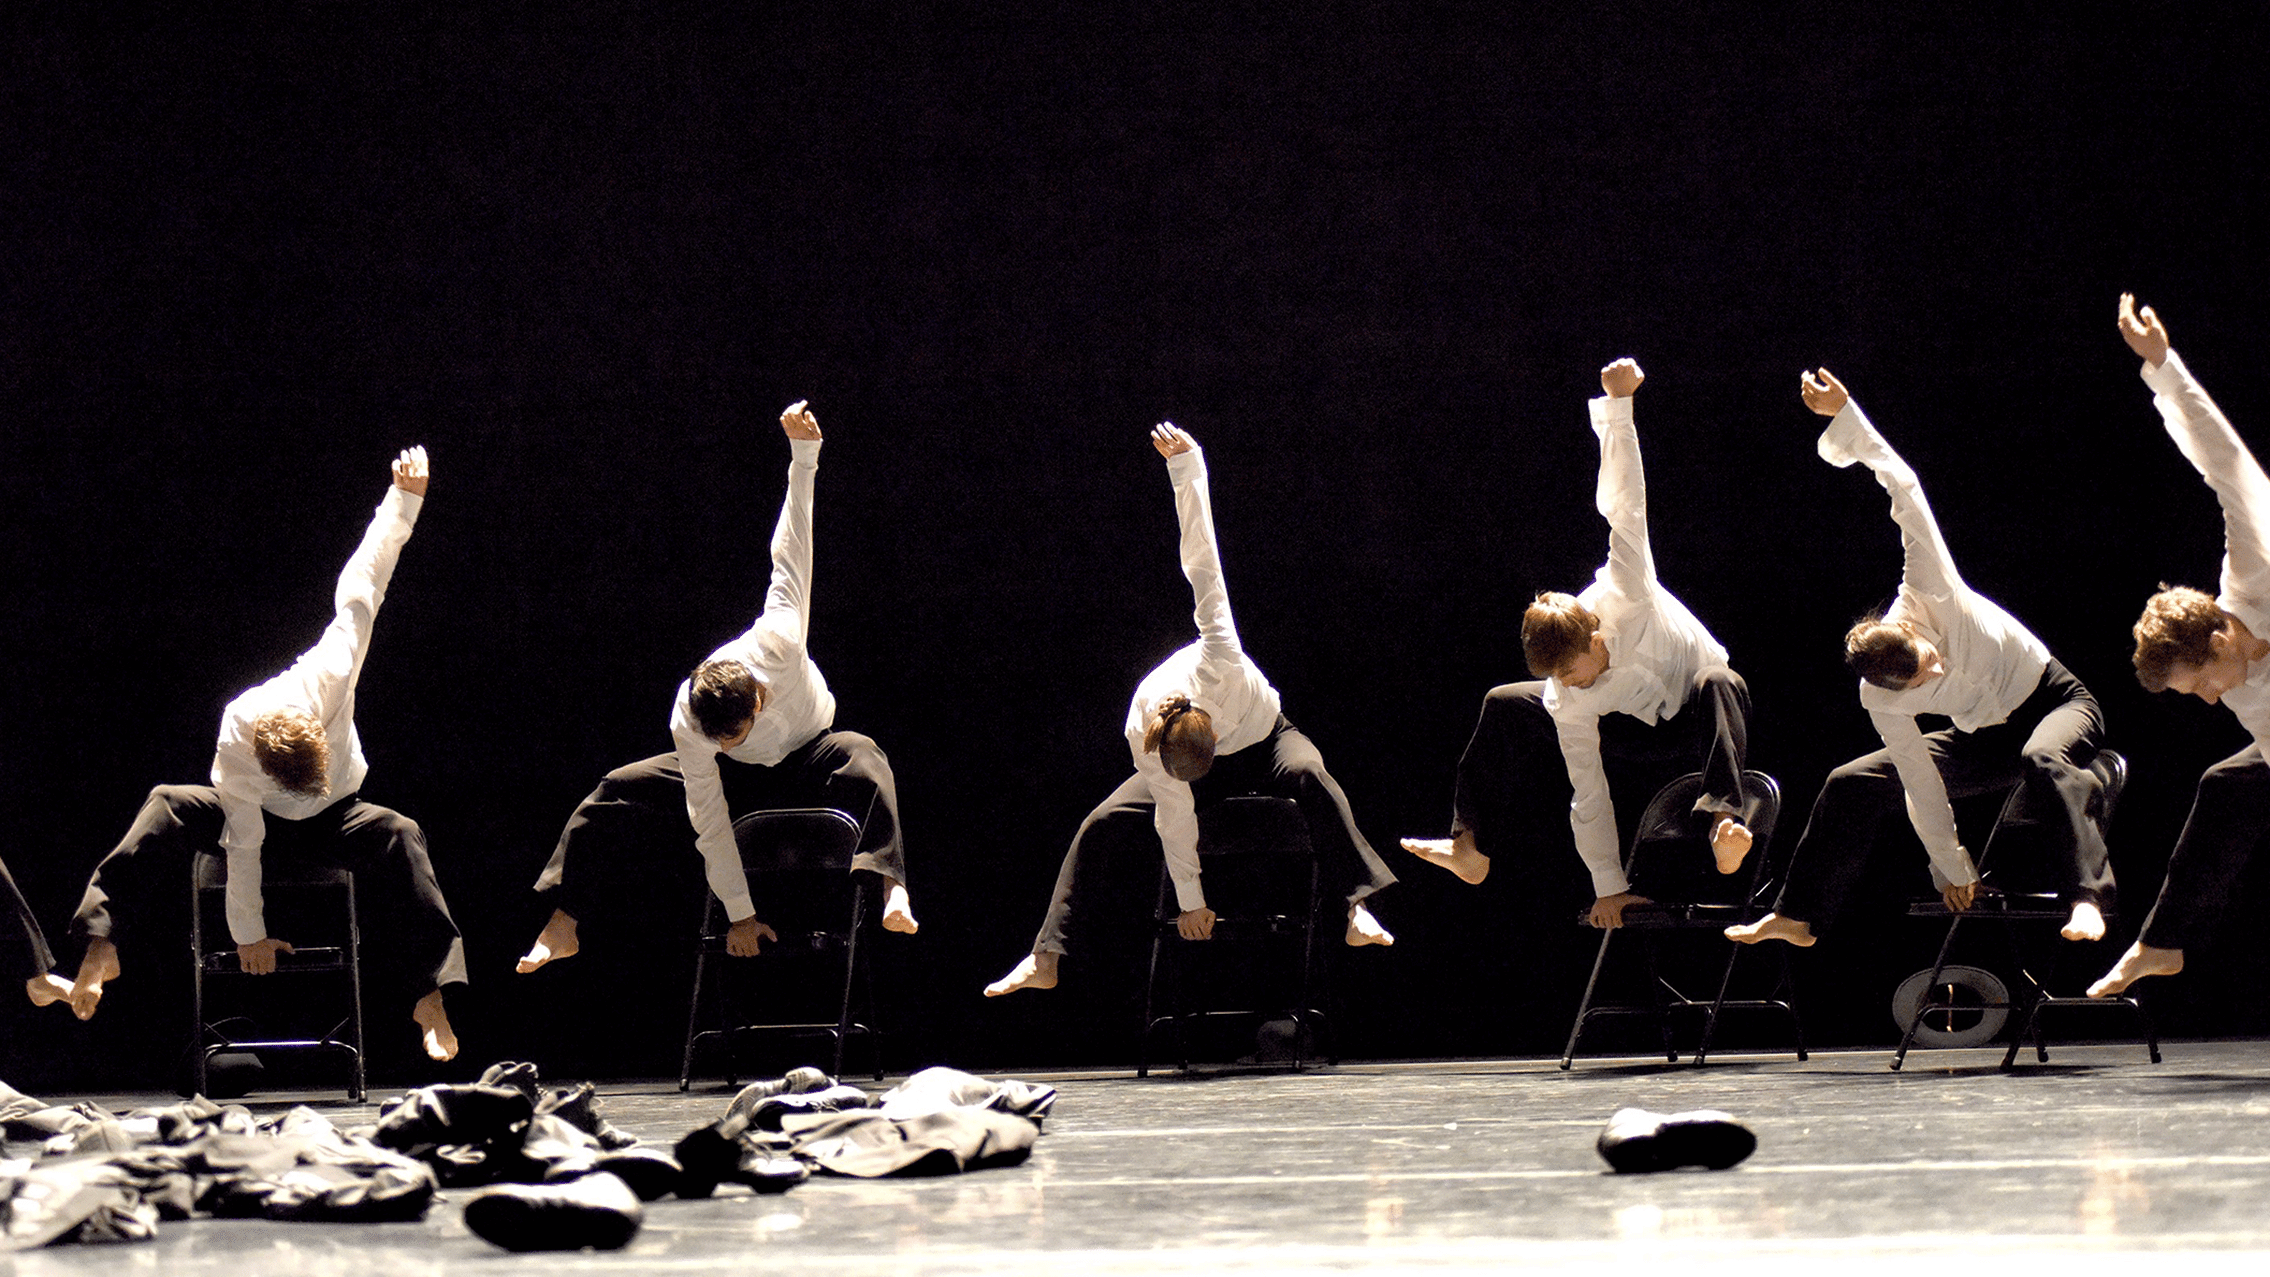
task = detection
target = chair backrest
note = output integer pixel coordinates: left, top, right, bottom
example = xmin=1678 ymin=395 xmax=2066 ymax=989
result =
xmin=192 ymin=853 xmax=353 ymax=891
xmin=729 ymin=808 xmax=863 ymax=876
xmin=1195 ymin=796 xmax=1314 ymax=864
xmin=1626 ymin=770 xmax=1783 ymax=862
xmin=2090 ymin=749 xmax=2128 ymax=827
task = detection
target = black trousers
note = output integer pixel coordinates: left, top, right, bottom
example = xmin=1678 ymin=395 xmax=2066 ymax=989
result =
xmin=1448 ymin=668 xmax=1752 ymax=868
xmin=1774 ymin=658 xmax=2113 ymax=933
xmin=2138 ymin=744 xmax=2270 ymax=950
xmin=4 ymin=853 xmax=55 ymax=982
xmin=536 ymin=729 xmax=908 ymax=925
xmin=1032 ymin=715 xmax=1397 ymax=956
xmin=69 ymin=785 xmax=466 ymax=1002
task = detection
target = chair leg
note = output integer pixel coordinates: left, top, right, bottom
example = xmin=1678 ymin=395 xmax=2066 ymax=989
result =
xmin=1891 ymin=913 xmax=1966 ymax=1072
xmin=1779 ymin=949 xmax=1809 ymax=1061
xmin=1694 ymin=933 xmax=1746 ymax=1066
xmin=1294 ymin=860 xmax=1320 ymax=1072
xmin=190 ymin=876 xmax=208 ymax=1100
xmin=1644 ymin=934 xmax=1678 ymax=1064
xmin=1560 ymin=928 xmax=1616 ymax=1071
xmin=679 ymin=899 xmax=718 ymax=1092
xmin=834 ymin=879 xmax=867 ymax=1080
xmin=345 ymin=875 xmax=366 ymax=1103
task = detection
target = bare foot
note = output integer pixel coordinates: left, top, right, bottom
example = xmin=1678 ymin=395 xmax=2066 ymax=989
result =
xmin=413 ymin=988 xmax=460 ymax=1061
xmin=2061 ymin=900 xmax=2107 ymax=943
xmin=1725 ymin=913 xmax=1816 ymax=947
xmin=515 ymin=910 xmax=580 ymax=974
xmin=25 ymin=973 xmax=74 ymax=1007
xmin=1711 ymin=817 xmax=1754 ymax=875
xmin=983 ymin=951 xmax=1059 ymax=997
xmin=1398 ymin=831 xmax=1490 ymax=885
xmin=2088 ymin=942 xmax=2182 ymax=998
xmin=1346 ymin=902 xmax=1394 ymax=947
xmin=67 ymin=939 xmax=121 ymax=1021
xmin=882 ymin=881 xmax=919 ymax=934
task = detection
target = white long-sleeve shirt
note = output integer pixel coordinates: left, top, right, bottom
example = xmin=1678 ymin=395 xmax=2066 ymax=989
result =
xmin=2142 ymin=349 xmax=2270 ymax=751
xmin=669 ymin=437 xmax=837 ymax=924
xmin=1544 ymin=395 xmax=1732 ymax=897
xmin=1822 ymin=401 xmax=2050 ymax=889
xmin=211 ymin=485 xmax=422 ymax=944
xmin=1125 ymin=445 xmax=1283 ymax=913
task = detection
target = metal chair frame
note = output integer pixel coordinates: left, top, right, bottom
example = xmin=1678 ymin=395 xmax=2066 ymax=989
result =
xmin=189 ymin=853 xmax=366 ymax=1102
xmin=679 ymin=803 xmax=883 ymax=1090
xmin=1890 ymin=750 xmax=2158 ymax=1071
xmin=1139 ymin=796 xmax=1336 ymax=1077
xmin=1560 ymin=769 xmax=1802 ymax=1070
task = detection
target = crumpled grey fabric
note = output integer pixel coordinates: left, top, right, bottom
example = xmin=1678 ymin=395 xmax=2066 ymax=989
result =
xmin=681 ymin=1065 xmax=1055 ymax=1182
xmin=785 ymin=1106 xmax=1041 ymax=1178
xmin=875 ymin=1067 xmax=1058 ymax=1126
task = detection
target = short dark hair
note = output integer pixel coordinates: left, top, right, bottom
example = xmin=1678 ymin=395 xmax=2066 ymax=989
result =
xmin=1143 ymin=695 xmax=1217 ymax=782
xmin=689 ymin=659 xmax=762 ymax=739
xmin=252 ymin=709 xmax=331 ymax=796
xmin=1522 ymin=593 xmax=1600 ymax=678
xmin=1845 ymin=614 xmax=1921 ymax=690
xmin=2134 ymin=584 xmax=2227 ymax=693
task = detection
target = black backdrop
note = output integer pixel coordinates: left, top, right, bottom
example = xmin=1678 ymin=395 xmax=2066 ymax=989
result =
xmin=5 ymin=3 xmax=2268 ymax=1088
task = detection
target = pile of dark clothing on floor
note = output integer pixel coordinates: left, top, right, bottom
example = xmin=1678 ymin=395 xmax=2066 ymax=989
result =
xmin=4 ymin=1064 xmax=1056 ymax=1254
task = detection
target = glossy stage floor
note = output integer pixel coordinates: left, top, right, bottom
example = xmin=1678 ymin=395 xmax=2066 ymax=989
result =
xmin=13 ymin=1040 xmax=2270 ymax=1274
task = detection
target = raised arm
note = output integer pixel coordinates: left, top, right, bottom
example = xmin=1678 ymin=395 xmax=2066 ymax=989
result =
xmin=1804 ymin=369 xmax=1963 ymax=601
xmin=1153 ymin=423 xmax=1244 ymax=668
xmin=2123 ymin=296 xmax=2270 ymax=610
xmin=1590 ymin=358 xmax=1656 ymax=600
xmin=760 ymin=401 xmax=824 ymax=644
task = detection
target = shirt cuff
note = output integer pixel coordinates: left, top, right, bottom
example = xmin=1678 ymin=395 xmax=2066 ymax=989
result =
xmin=1167 ymin=447 xmax=1204 ymax=482
xmin=1815 ymin=402 xmax=1870 ymax=469
xmin=790 ymin=437 xmax=822 ymax=464
xmin=2140 ymin=348 xmax=2188 ymax=393
xmin=1171 ymin=873 xmax=1207 ymax=913
xmin=1587 ymin=393 xmax=1634 ymax=436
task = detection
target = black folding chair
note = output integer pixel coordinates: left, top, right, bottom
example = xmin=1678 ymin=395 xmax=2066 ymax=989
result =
xmin=1890 ymin=750 xmax=2157 ymax=1071
xmin=1560 ymin=769 xmax=1801 ymax=1069
xmin=190 ymin=853 xmax=366 ymax=1101
xmin=679 ymin=804 xmax=885 ymax=1089
xmin=1139 ymin=796 xmax=1334 ymax=1077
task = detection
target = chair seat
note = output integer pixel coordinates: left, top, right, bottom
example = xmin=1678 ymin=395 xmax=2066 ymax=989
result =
xmin=1579 ymin=901 xmax=1757 ymax=929
xmin=1905 ymin=891 xmax=2103 ymax=923
xmin=192 ymin=853 xmax=354 ymax=891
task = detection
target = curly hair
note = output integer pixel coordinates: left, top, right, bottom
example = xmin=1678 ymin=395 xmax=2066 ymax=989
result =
xmin=688 ymin=659 xmax=764 ymax=740
xmin=1143 ymin=694 xmax=1217 ymax=782
xmin=1845 ymin=614 xmax=1922 ymax=691
xmin=252 ymin=710 xmax=332 ymax=797
xmin=1521 ymin=592 xmax=1601 ymax=679
xmin=2133 ymin=585 xmax=2227 ymax=693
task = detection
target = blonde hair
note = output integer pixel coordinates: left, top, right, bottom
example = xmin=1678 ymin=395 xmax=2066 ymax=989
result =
xmin=1143 ymin=694 xmax=1217 ymax=782
xmin=252 ymin=709 xmax=331 ymax=797
xmin=1844 ymin=614 xmax=1921 ymax=690
xmin=2133 ymin=585 xmax=2227 ymax=692
xmin=1521 ymin=593 xmax=1600 ymax=678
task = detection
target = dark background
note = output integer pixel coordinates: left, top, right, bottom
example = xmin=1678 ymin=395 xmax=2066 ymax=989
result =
xmin=4 ymin=3 xmax=2267 ymax=1089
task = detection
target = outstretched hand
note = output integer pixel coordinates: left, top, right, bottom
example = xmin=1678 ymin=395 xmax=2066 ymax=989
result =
xmin=1799 ymin=368 xmax=1849 ymax=418
xmin=391 ymin=445 xmax=430 ymax=496
xmin=2118 ymin=293 xmax=2170 ymax=366
xmin=1151 ymin=422 xmax=1195 ymax=459
xmin=780 ymin=400 xmax=822 ymax=441
xmin=1601 ymin=358 xmax=1644 ymax=398
xmin=238 ymin=937 xmax=295 ymax=975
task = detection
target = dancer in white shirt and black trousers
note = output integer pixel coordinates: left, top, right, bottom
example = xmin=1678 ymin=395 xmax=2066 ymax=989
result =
xmin=2092 ymin=296 xmax=2270 ymax=998
xmin=52 ymin=447 xmax=468 ymax=1061
xmin=985 ymin=422 xmax=1397 ymax=997
xmin=1400 ymin=359 xmax=1756 ymax=929
xmin=1729 ymin=370 xmax=2113 ymax=949
xmin=516 ymin=401 xmax=917 ymax=978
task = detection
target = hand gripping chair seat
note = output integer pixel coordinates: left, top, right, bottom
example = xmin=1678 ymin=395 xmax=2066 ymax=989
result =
xmin=1139 ymin=796 xmax=1334 ymax=1077
xmin=679 ymin=805 xmax=884 ymax=1090
xmin=1890 ymin=749 xmax=2157 ymax=1071
xmin=1560 ymin=769 xmax=1799 ymax=1070
xmin=190 ymin=852 xmax=365 ymax=1101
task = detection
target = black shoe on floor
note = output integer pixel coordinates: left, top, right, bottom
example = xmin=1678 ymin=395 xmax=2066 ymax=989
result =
xmin=1595 ymin=1107 xmax=1756 ymax=1173
xmin=461 ymin=1172 xmax=642 ymax=1252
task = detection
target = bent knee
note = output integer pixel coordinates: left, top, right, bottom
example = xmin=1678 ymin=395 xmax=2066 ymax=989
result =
xmin=2199 ymin=755 xmax=2270 ymax=798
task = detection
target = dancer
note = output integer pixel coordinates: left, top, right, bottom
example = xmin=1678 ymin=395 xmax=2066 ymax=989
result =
xmin=1401 ymin=359 xmax=1753 ymax=929
xmin=2092 ymin=295 xmax=2270 ymax=997
xmin=57 ymin=447 xmax=466 ymax=1060
xmin=985 ymin=422 xmax=1395 ymax=997
xmin=8 ymin=854 xmax=72 ymax=1006
xmin=1728 ymin=370 xmax=2112 ymax=949
xmin=517 ymin=401 xmax=915 ymax=976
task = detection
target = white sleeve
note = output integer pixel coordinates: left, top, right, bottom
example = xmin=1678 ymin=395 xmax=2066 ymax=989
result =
xmin=2144 ymin=351 xmax=2270 ymax=623
xmin=759 ymin=438 xmax=822 ymax=643
xmin=1553 ymin=712 xmax=1628 ymax=897
xmin=1867 ymin=708 xmax=1977 ymax=888
xmin=1819 ymin=401 xmax=1963 ymax=601
xmin=211 ymin=750 xmax=270 ymax=945
xmin=677 ymin=726 xmax=757 ymax=922
xmin=288 ymin=486 xmax=422 ymax=714
xmin=1588 ymin=395 xmax=1656 ymax=602
xmin=1166 ymin=447 xmax=1243 ymax=672
xmin=1139 ymin=752 xmax=1207 ymax=912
